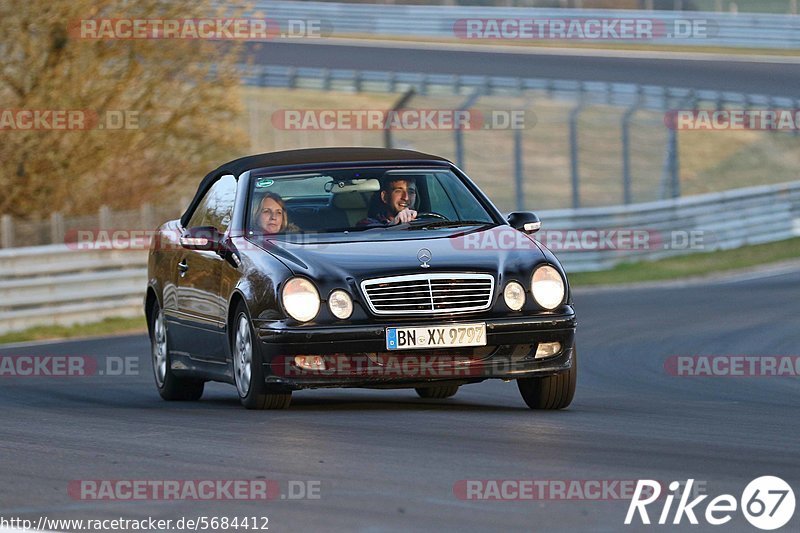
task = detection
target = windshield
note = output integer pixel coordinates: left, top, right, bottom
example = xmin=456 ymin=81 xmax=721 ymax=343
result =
xmin=246 ymin=166 xmax=496 ymax=240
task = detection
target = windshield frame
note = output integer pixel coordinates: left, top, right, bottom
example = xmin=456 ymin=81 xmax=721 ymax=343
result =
xmin=240 ymin=162 xmax=505 ymax=242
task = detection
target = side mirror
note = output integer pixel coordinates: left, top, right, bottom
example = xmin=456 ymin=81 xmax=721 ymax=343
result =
xmin=507 ymin=212 xmax=542 ymax=234
xmin=180 ymin=226 xmax=223 ymax=251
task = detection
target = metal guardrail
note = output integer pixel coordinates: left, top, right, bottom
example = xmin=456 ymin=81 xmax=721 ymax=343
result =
xmin=253 ymin=1 xmax=800 ymax=49
xmin=541 ymin=180 xmax=800 ymax=272
xmin=2 ymin=180 xmax=797 ymax=334
xmin=241 ymin=64 xmax=800 ymax=111
xmin=0 ymin=245 xmax=147 ymax=334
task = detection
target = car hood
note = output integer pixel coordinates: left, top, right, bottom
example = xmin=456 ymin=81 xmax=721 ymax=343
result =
xmin=260 ymin=226 xmax=547 ymax=282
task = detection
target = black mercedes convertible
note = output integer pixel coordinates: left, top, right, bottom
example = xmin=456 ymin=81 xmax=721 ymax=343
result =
xmin=145 ymin=148 xmax=577 ymax=409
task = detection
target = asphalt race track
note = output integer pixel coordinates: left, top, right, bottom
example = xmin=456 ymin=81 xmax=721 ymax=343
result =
xmin=247 ymin=40 xmax=800 ymax=98
xmin=0 ymin=269 xmax=797 ymax=532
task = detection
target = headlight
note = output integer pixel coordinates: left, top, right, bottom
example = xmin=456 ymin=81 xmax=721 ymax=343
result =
xmin=530 ymin=265 xmax=565 ymax=310
xmin=281 ymin=277 xmax=320 ymax=322
xmin=503 ymin=281 xmax=526 ymax=311
xmin=328 ymin=289 xmax=353 ymax=320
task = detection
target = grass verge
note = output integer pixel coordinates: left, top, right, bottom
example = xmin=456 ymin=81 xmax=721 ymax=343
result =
xmin=0 ymin=316 xmax=147 ymax=346
xmin=569 ymin=237 xmax=800 ymax=286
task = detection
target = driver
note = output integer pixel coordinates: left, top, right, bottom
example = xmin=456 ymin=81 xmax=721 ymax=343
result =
xmin=358 ymin=176 xmax=418 ymax=226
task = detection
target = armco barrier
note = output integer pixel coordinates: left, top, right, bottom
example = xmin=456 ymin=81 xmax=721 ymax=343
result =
xmin=0 ymin=180 xmax=798 ymax=334
xmin=540 ymin=180 xmax=800 ymax=271
xmin=253 ymin=1 xmax=800 ymax=49
xmin=241 ymin=64 xmax=800 ymax=113
xmin=0 ymin=245 xmax=147 ymax=334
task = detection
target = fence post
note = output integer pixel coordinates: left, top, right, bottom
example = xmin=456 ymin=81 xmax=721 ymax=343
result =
xmin=1 ymin=215 xmax=13 ymax=249
xmin=322 ymin=68 xmax=331 ymax=91
xmin=669 ymin=128 xmax=681 ymax=198
xmin=258 ymin=65 xmax=269 ymax=88
xmin=792 ymin=0 xmax=798 ymax=15
xmin=621 ymin=103 xmax=639 ymax=205
xmin=514 ymin=127 xmax=525 ymax=212
xmin=454 ymin=91 xmax=482 ymax=170
xmin=569 ymin=97 xmax=584 ymax=209
xmin=99 ymin=205 xmax=112 ymax=230
xmin=50 ymin=212 xmax=65 ymax=245
xmin=384 ymin=88 xmax=416 ymax=149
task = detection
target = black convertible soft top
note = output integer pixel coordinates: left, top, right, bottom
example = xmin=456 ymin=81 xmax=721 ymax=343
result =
xmin=180 ymin=147 xmax=451 ymax=227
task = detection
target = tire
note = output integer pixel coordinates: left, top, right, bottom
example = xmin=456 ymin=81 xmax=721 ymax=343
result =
xmin=517 ymin=346 xmax=577 ymax=410
xmin=415 ymin=384 xmax=460 ymax=399
xmin=231 ymin=302 xmax=291 ymax=410
xmin=149 ymin=301 xmax=204 ymax=401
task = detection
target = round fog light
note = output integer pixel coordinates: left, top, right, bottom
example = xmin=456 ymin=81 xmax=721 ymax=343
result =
xmin=503 ymin=281 xmax=526 ymax=311
xmin=328 ymin=289 xmax=353 ymax=320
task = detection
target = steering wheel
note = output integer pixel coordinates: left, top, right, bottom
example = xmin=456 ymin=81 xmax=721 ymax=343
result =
xmin=415 ymin=211 xmax=449 ymax=221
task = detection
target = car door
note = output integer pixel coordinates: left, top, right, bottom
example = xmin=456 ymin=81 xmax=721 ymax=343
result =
xmin=172 ymin=175 xmax=237 ymax=362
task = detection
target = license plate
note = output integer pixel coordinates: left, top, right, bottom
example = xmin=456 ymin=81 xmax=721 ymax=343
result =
xmin=386 ymin=323 xmax=487 ymax=351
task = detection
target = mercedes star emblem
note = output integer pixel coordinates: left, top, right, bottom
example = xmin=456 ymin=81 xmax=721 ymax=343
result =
xmin=417 ymin=248 xmax=432 ymax=268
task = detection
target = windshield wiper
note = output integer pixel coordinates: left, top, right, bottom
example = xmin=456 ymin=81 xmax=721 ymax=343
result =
xmin=406 ymin=220 xmax=496 ymax=230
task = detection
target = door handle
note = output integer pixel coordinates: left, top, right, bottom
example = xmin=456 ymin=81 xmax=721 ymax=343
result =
xmin=177 ymin=260 xmax=189 ymax=273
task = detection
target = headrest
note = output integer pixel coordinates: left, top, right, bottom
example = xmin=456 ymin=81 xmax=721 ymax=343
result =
xmin=332 ymin=191 xmax=368 ymax=210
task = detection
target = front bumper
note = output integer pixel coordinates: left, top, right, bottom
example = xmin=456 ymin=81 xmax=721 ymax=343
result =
xmin=256 ymin=311 xmax=576 ymax=390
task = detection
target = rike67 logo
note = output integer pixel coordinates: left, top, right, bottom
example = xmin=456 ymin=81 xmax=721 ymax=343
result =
xmin=626 ymin=477 xmax=795 ymax=530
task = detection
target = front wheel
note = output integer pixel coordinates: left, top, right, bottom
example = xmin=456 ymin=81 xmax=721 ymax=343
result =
xmin=231 ymin=303 xmax=291 ymax=410
xmin=149 ymin=302 xmax=204 ymax=401
xmin=517 ymin=347 xmax=577 ymax=410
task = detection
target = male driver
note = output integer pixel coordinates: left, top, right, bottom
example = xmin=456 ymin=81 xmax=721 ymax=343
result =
xmin=358 ymin=176 xmax=418 ymax=226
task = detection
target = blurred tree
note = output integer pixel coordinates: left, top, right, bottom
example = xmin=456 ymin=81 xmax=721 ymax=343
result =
xmin=0 ymin=0 xmax=247 ymax=219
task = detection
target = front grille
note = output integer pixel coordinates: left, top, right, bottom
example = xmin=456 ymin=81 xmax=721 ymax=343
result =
xmin=360 ymin=273 xmax=494 ymax=315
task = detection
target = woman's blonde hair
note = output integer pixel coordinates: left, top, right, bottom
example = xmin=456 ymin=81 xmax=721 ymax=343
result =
xmin=253 ymin=192 xmax=288 ymax=233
